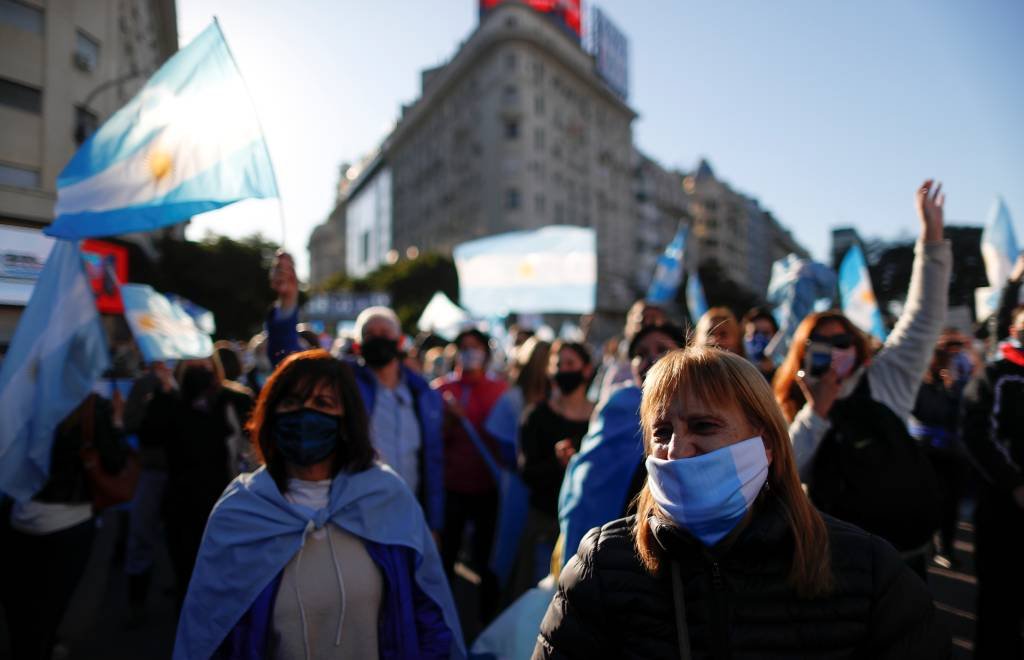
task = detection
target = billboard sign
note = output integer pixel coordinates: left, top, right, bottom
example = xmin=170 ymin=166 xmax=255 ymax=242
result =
xmin=0 ymin=226 xmax=54 ymax=306
xmin=589 ymin=6 xmax=629 ymax=100
xmin=302 ymin=292 xmax=392 ymax=323
xmin=480 ymin=0 xmax=581 ymax=41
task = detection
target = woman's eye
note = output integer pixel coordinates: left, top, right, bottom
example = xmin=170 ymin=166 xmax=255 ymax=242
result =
xmin=692 ymin=421 xmax=718 ymax=434
xmin=652 ymin=426 xmax=672 ymax=444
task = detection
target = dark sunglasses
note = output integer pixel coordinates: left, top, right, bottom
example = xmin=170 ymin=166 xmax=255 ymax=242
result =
xmin=808 ymin=333 xmax=854 ymax=349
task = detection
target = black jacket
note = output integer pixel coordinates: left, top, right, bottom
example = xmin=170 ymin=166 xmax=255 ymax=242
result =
xmin=962 ymin=348 xmax=1024 ymax=499
xmin=535 ymin=495 xmax=949 ymax=660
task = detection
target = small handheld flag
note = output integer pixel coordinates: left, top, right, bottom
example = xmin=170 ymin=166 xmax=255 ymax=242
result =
xmin=838 ymin=244 xmax=888 ymax=341
xmin=47 ymin=21 xmax=278 ymax=239
xmin=646 ymin=225 xmax=687 ymax=305
xmin=686 ymin=270 xmax=708 ymax=324
xmin=121 ymin=284 xmax=214 ymax=362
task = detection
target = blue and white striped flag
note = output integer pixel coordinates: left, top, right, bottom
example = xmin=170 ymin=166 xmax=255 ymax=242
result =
xmin=646 ymin=225 xmax=687 ymax=304
xmin=0 ymin=241 xmax=110 ymax=501
xmin=839 ymin=244 xmax=888 ymax=341
xmin=686 ymin=269 xmax=708 ymax=324
xmin=454 ymin=225 xmax=596 ymax=316
xmin=46 ymin=21 xmax=277 ymax=239
xmin=121 ymin=284 xmax=213 ymax=362
xmin=976 ymin=197 xmax=1020 ymax=319
xmin=765 ymin=254 xmax=837 ymax=363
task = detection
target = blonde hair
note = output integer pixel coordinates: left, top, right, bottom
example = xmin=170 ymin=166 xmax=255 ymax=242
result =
xmin=634 ymin=346 xmax=833 ymax=598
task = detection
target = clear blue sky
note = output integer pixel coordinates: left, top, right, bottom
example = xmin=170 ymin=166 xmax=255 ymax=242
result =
xmin=178 ymin=1 xmax=1024 ymax=280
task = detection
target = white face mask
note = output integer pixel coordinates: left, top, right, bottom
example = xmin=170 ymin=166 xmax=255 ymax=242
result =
xmin=645 ymin=436 xmax=769 ymax=546
xmin=831 ymin=346 xmax=858 ymax=379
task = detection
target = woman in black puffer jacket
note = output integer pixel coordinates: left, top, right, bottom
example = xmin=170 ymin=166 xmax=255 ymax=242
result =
xmin=535 ymin=348 xmax=949 ymax=660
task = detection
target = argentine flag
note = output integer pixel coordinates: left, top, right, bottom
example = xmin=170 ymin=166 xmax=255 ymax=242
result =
xmin=839 ymin=244 xmax=888 ymax=341
xmin=0 ymin=241 xmax=110 ymax=501
xmin=686 ymin=269 xmax=708 ymax=324
xmin=646 ymin=225 xmax=687 ymax=305
xmin=453 ymin=225 xmax=596 ymax=316
xmin=46 ymin=21 xmax=277 ymax=239
xmin=976 ymin=197 xmax=1020 ymax=319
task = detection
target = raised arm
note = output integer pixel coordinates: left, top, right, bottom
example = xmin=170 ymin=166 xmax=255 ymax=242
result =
xmin=265 ymin=250 xmax=301 ymax=366
xmin=869 ymin=180 xmax=952 ymax=419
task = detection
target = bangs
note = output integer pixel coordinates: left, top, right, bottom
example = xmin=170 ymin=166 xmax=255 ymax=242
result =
xmin=641 ymin=348 xmax=738 ymax=429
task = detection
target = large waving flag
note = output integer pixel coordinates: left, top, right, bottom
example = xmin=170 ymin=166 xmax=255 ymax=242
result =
xmin=646 ymin=225 xmax=687 ymax=304
xmin=976 ymin=197 xmax=1020 ymax=319
xmin=46 ymin=21 xmax=277 ymax=239
xmin=0 ymin=241 xmax=110 ymax=501
xmin=839 ymin=244 xmax=888 ymax=341
xmin=453 ymin=225 xmax=595 ymax=316
xmin=685 ymin=269 xmax=708 ymax=323
xmin=122 ymin=284 xmax=214 ymax=362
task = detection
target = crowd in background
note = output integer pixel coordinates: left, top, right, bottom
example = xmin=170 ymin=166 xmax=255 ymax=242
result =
xmin=3 ymin=182 xmax=1024 ymax=659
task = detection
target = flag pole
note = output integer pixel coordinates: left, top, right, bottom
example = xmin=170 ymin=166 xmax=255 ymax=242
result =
xmin=212 ymin=16 xmax=287 ymax=247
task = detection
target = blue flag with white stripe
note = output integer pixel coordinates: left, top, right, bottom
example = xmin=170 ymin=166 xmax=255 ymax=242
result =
xmin=0 ymin=241 xmax=110 ymax=501
xmin=46 ymin=21 xmax=277 ymax=239
xmin=839 ymin=244 xmax=888 ymax=341
xmin=977 ymin=197 xmax=1020 ymax=319
xmin=646 ymin=225 xmax=687 ymax=304
xmin=686 ymin=269 xmax=708 ymax=323
xmin=121 ymin=284 xmax=213 ymax=362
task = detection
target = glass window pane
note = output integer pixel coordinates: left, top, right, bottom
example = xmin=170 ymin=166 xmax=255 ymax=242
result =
xmin=0 ymin=0 xmax=43 ymax=34
xmin=0 ymin=162 xmax=40 ymax=188
xmin=75 ymin=30 xmax=100 ymax=72
xmin=0 ymin=77 xmax=42 ymax=114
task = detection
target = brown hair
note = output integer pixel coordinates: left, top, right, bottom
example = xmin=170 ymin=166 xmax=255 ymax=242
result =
xmin=634 ymin=347 xmax=833 ymax=598
xmin=513 ymin=336 xmax=552 ymax=405
xmin=772 ymin=311 xmax=871 ymax=421
xmin=246 ymin=350 xmax=374 ymax=491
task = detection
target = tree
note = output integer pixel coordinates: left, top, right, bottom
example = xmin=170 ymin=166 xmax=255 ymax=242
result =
xmin=128 ymin=233 xmax=280 ymax=340
xmin=320 ymin=253 xmax=459 ymax=331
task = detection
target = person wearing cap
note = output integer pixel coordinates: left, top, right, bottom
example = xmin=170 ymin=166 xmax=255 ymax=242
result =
xmin=348 ymin=306 xmax=445 ymax=535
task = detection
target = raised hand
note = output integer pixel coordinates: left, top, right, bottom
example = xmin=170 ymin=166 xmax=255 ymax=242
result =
xmin=915 ymin=179 xmax=945 ymax=243
xmin=270 ymin=250 xmax=299 ymax=309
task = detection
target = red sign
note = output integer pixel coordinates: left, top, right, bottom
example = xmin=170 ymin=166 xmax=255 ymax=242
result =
xmin=81 ymin=239 xmax=128 ymax=314
xmin=479 ymin=0 xmax=581 ymax=39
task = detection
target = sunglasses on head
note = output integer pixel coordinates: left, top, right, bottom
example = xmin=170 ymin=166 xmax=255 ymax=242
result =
xmin=808 ymin=333 xmax=854 ymax=349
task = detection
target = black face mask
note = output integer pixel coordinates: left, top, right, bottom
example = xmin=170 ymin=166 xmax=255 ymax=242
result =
xmin=181 ymin=367 xmax=215 ymax=401
xmin=361 ymin=336 xmax=400 ymax=368
xmin=553 ymin=370 xmax=585 ymax=395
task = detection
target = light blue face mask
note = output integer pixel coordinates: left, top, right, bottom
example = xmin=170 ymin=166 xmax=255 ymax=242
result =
xmin=645 ymin=436 xmax=769 ymax=546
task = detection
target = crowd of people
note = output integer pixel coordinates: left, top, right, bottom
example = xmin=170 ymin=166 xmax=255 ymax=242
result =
xmin=2 ymin=179 xmax=1023 ymax=659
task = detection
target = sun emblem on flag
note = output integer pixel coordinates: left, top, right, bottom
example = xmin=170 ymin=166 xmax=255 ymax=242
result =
xmin=146 ymin=148 xmax=173 ymax=181
xmin=859 ymin=287 xmax=876 ymax=305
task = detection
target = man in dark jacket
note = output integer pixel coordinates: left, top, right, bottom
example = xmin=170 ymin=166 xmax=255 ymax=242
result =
xmin=349 ymin=306 xmax=444 ymax=535
xmin=963 ymin=301 xmax=1024 ymax=659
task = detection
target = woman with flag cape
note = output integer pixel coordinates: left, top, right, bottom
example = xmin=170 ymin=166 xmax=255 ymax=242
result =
xmin=173 ymin=350 xmax=464 ymax=659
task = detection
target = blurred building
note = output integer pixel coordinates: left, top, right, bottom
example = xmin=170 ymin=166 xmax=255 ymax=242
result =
xmin=311 ymin=0 xmax=637 ymax=315
xmin=0 ymin=0 xmax=178 ymax=349
xmin=307 ymin=163 xmax=352 ymax=287
xmin=307 ymin=1 xmax=809 ymax=322
xmin=683 ymin=159 xmax=807 ymax=295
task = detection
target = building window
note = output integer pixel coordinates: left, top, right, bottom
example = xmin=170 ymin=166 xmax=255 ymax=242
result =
xmin=504 ymin=120 xmax=519 ymax=140
xmin=502 ymin=84 xmax=518 ymax=103
xmin=505 ymin=52 xmax=517 ymax=70
xmin=74 ymin=106 xmax=98 ymax=145
xmin=554 ymin=202 xmax=565 ymax=223
xmin=74 ymin=30 xmax=100 ymax=72
xmin=0 ymin=77 xmax=42 ymax=114
xmin=535 ymin=95 xmax=544 ymax=115
xmin=361 ymin=231 xmax=371 ymax=264
xmin=534 ymin=127 xmax=545 ymax=151
xmin=0 ymin=0 xmax=42 ymax=34
xmin=505 ymin=188 xmax=520 ymax=210
xmin=532 ymin=61 xmax=543 ymax=82
xmin=0 ymin=162 xmax=40 ymax=188
xmin=535 ymin=193 xmax=546 ymax=214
